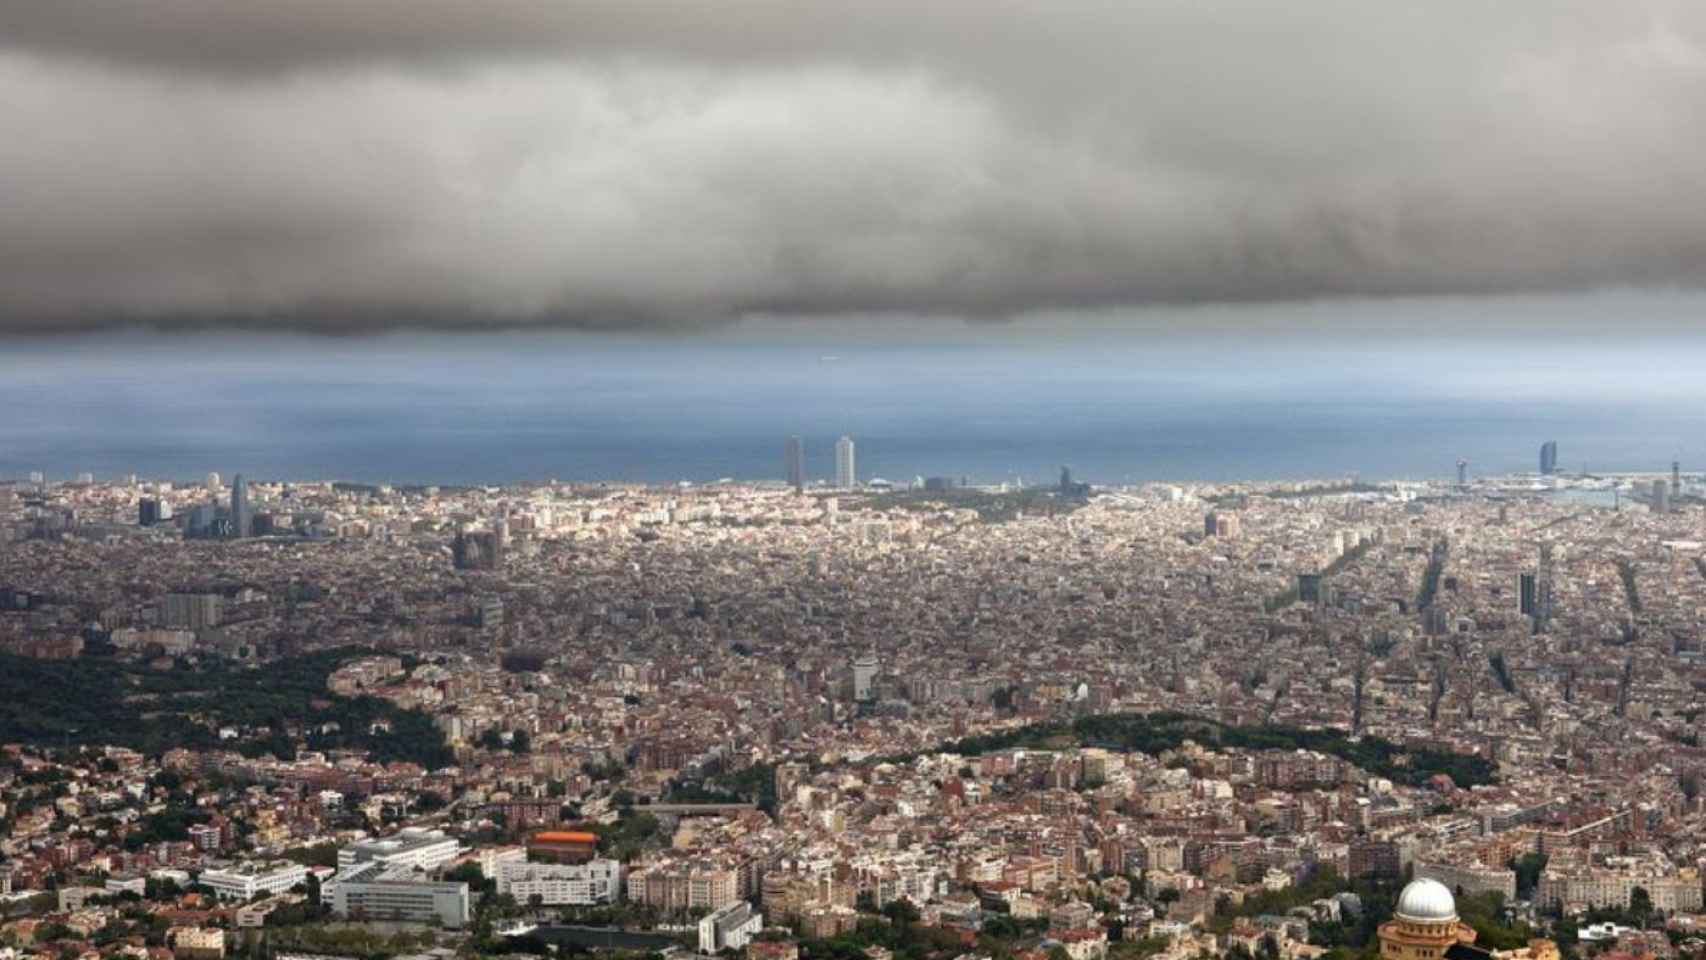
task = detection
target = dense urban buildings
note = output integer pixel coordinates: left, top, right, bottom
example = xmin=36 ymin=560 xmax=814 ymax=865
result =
xmin=0 ymin=466 xmax=1702 ymax=960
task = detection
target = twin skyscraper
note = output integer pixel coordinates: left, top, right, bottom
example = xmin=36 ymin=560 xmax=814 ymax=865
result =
xmin=785 ymin=435 xmax=856 ymax=492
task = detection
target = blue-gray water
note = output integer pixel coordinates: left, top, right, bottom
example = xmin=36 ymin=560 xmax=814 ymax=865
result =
xmin=3 ymin=323 xmax=1704 ymax=486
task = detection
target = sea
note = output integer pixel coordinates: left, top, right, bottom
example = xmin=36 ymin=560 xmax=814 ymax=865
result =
xmin=3 ymin=315 xmax=1704 ymax=488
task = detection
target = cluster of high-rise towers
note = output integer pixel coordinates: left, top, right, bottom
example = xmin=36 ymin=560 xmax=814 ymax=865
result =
xmin=136 ymin=471 xmax=250 ymax=539
xmin=784 ymin=434 xmax=856 ymax=493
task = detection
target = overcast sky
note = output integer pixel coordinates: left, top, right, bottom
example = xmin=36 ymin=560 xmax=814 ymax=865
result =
xmin=4 ymin=1 xmax=1706 ymax=334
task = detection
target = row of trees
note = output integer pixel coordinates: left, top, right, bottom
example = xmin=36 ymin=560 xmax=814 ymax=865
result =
xmin=886 ymin=711 xmax=1497 ymax=788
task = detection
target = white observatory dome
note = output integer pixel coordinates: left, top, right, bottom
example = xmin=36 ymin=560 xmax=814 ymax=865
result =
xmin=1394 ymin=878 xmax=1458 ymax=922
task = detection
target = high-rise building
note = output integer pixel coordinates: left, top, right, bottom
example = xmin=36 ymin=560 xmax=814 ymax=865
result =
xmin=206 ymin=471 xmax=221 ymax=491
xmin=162 ymin=593 xmax=223 ymax=631
xmin=453 ymin=524 xmax=504 ymax=570
xmin=1652 ymin=478 xmax=1669 ymax=514
xmin=1535 ymin=545 xmax=1555 ymax=632
xmin=1539 ymin=441 xmax=1558 ymax=476
xmin=185 ymin=503 xmax=219 ymax=538
xmin=1673 ymin=460 xmax=1682 ymax=497
xmin=834 ymin=435 xmax=856 ymax=489
xmin=1349 ymin=840 xmax=1401 ymax=880
xmin=1456 ymin=459 xmax=1468 ymax=487
xmin=139 ymin=498 xmax=163 ymax=527
xmin=230 ymin=474 xmax=250 ymax=538
xmin=852 ymin=653 xmax=878 ymax=701
xmin=1204 ymin=512 xmax=1240 ymax=538
xmin=1519 ymin=572 xmax=1536 ymax=615
xmin=785 ymin=436 xmax=805 ymax=493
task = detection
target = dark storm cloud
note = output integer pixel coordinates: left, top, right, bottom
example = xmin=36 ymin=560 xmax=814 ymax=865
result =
xmin=3 ymin=0 xmax=1706 ymax=332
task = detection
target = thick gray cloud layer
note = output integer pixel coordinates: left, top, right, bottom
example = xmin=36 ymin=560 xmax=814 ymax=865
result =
xmin=3 ymin=0 xmax=1706 ymax=331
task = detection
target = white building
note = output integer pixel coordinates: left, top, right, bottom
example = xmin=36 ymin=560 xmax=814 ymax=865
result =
xmin=1414 ymin=859 xmax=1516 ymax=900
xmin=852 ymin=655 xmax=879 ymax=702
xmin=104 ymin=876 xmax=147 ymax=897
xmin=834 ymin=436 xmax=856 ymax=489
xmin=497 ymin=859 xmax=623 ymax=906
xmin=699 ymin=901 xmax=762 ymax=954
xmin=1535 ymin=866 xmax=1702 ymax=913
xmin=338 ymin=828 xmax=460 ymax=873
xmin=324 ymin=861 xmax=470 ymax=928
xmin=199 ymin=861 xmax=308 ymax=901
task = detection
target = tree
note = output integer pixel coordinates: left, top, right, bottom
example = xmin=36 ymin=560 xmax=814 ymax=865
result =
xmin=1510 ymin=854 xmax=1547 ymax=899
xmin=445 ymin=863 xmax=487 ymax=888
xmin=1630 ymin=886 xmax=1653 ymax=927
xmin=882 ymin=900 xmax=921 ymax=925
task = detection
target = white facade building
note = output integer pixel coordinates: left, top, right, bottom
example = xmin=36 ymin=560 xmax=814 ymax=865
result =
xmin=497 ymin=858 xmax=623 ymax=906
xmin=835 ymin=436 xmax=856 ymax=489
xmin=338 ymin=828 xmax=460 ymax=873
xmin=324 ymin=861 xmax=470 ymax=928
xmin=852 ymin=655 xmax=879 ymax=702
xmin=699 ymin=901 xmax=762 ymax=954
xmin=199 ymin=861 xmax=308 ymax=901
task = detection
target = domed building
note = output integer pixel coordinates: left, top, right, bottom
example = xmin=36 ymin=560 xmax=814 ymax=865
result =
xmin=1378 ymin=879 xmax=1559 ymax=960
xmin=1378 ymin=879 xmax=1480 ymax=960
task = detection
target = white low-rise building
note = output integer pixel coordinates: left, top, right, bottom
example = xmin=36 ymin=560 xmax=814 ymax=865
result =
xmin=199 ymin=862 xmax=308 ymax=901
xmin=699 ymin=901 xmax=762 ymax=954
xmin=338 ymin=828 xmax=460 ymax=873
xmin=497 ymin=858 xmax=623 ymax=906
xmin=324 ymin=861 xmax=470 ymax=928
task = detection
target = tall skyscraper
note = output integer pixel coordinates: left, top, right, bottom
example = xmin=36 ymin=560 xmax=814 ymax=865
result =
xmin=1539 ymin=441 xmax=1558 ymax=476
xmin=1535 ymin=544 xmax=1555 ymax=632
xmin=834 ymin=435 xmax=856 ymax=489
xmin=1652 ymin=478 xmax=1669 ymax=514
xmin=453 ymin=524 xmax=504 ymax=570
xmin=852 ymin=653 xmax=878 ymax=702
xmin=1455 ymin=459 xmax=1468 ymax=487
xmin=785 ymin=436 xmax=805 ymax=493
xmin=230 ymin=474 xmax=250 ymax=538
xmin=1673 ymin=460 xmax=1682 ymax=497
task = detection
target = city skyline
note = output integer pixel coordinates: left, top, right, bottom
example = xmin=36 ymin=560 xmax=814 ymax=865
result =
xmin=4 ymin=5 xmax=1705 ymax=960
